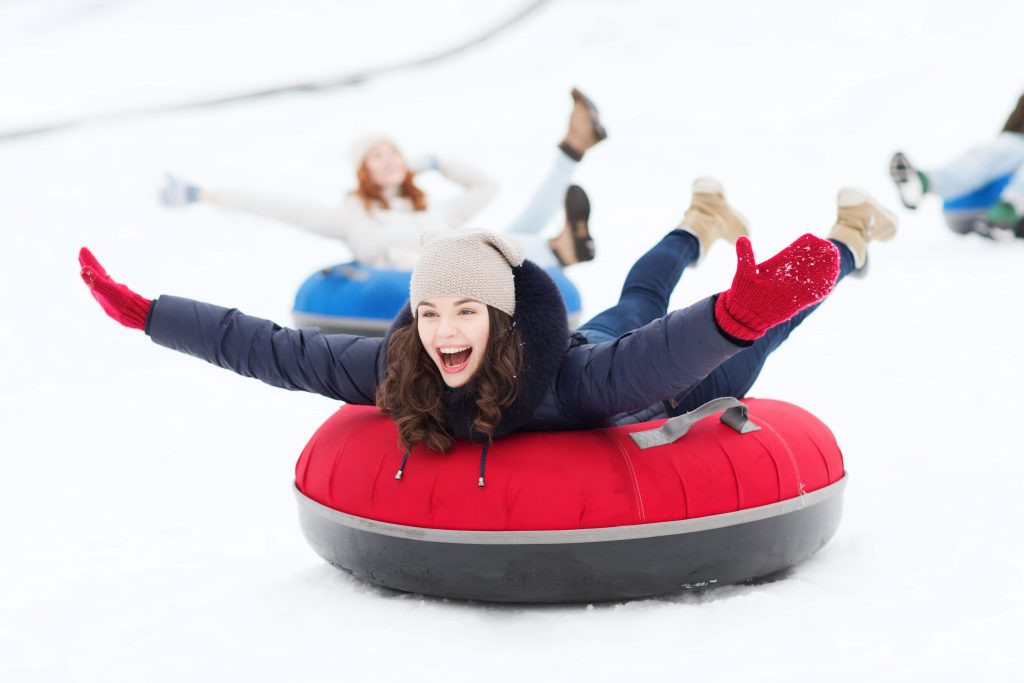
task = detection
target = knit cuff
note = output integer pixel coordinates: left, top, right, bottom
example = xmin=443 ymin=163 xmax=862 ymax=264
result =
xmin=144 ymin=296 xmax=159 ymax=335
xmin=711 ymin=294 xmax=756 ymax=347
xmin=122 ymin=294 xmax=153 ymax=331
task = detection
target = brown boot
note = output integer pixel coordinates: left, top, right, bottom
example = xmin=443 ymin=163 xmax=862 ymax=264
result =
xmin=558 ymin=88 xmax=608 ymax=161
xmin=548 ymin=185 xmax=595 ymax=267
xmin=828 ymin=188 xmax=898 ymax=273
xmin=1002 ymin=92 xmax=1024 ymax=133
xmin=678 ymin=177 xmax=750 ymax=260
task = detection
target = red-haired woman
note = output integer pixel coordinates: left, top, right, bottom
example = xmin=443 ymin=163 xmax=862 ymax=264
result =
xmin=159 ymin=89 xmax=606 ymax=270
xmin=82 ymin=181 xmax=896 ymax=476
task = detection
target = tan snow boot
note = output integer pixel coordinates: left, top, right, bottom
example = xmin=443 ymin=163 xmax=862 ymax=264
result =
xmin=678 ymin=177 xmax=750 ymax=260
xmin=828 ymin=188 xmax=898 ymax=273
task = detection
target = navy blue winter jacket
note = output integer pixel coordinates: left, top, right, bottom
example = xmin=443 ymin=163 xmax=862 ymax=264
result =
xmin=146 ymin=260 xmax=744 ymax=438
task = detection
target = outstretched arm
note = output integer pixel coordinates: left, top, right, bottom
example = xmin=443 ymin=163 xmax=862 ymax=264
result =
xmin=203 ymin=187 xmax=357 ymax=241
xmin=558 ymin=235 xmax=840 ymax=422
xmin=79 ymin=248 xmax=381 ymax=404
xmin=435 ymin=157 xmax=499 ymax=228
xmin=558 ymin=297 xmax=745 ymax=421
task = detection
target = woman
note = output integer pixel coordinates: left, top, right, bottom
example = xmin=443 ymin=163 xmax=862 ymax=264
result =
xmin=890 ymin=91 xmax=1024 ymax=237
xmin=81 ymin=180 xmax=896 ymax=479
xmin=160 ymin=89 xmax=606 ymax=269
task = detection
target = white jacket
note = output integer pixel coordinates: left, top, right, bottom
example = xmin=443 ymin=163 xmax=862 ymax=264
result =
xmin=209 ymin=158 xmax=498 ymax=270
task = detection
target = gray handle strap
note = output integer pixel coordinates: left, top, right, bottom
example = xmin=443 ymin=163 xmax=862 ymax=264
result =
xmin=629 ymin=397 xmax=760 ymax=450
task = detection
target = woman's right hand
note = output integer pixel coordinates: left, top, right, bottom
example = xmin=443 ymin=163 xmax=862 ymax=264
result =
xmin=79 ymin=248 xmax=153 ymax=330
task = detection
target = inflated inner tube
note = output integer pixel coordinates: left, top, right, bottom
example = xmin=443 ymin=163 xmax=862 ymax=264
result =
xmin=293 ymin=397 xmax=846 ymax=603
xmin=293 ymin=262 xmax=583 ymax=335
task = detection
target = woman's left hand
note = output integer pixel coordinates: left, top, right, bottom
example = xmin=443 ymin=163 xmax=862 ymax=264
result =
xmin=714 ymin=235 xmax=840 ymax=341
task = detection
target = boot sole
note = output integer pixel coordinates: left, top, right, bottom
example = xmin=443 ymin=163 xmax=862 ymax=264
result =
xmin=692 ymin=176 xmax=723 ymax=194
xmin=564 ymin=185 xmax=595 ymax=263
xmin=571 ymin=88 xmax=608 ymax=142
xmin=889 ymin=152 xmax=911 ymax=182
xmin=889 ymin=152 xmax=920 ymax=210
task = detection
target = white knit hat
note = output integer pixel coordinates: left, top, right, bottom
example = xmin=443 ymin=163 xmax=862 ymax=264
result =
xmin=348 ymin=132 xmax=398 ymax=165
xmin=410 ymin=230 xmax=525 ymax=317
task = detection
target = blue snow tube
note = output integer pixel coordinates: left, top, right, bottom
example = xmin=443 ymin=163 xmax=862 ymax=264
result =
xmin=293 ymin=262 xmax=583 ymax=336
xmin=942 ymin=173 xmax=1013 ymax=234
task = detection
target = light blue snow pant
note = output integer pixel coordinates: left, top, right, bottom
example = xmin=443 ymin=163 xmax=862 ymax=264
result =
xmin=930 ymin=132 xmax=1024 ymax=208
xmin=502 ymin=152 xmax=578 ymax=267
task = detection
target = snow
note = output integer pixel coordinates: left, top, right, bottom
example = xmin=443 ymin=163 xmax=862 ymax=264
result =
xmin=3 ymin=0 xmax=1024 ymax=680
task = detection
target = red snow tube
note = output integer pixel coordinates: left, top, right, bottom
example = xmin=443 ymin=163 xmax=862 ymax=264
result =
xmin=294 ymin=398 xmax=846 ymax=603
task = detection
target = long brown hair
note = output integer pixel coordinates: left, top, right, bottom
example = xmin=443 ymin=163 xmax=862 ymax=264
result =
xmin=352 ymin=163 xmax=427 ymax=212
xmin=376 ymin=307 xmax=524 ymax=452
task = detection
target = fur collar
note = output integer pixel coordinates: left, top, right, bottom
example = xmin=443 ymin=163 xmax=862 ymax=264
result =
xmin=379 ymin=260 xmax=570 ymax=441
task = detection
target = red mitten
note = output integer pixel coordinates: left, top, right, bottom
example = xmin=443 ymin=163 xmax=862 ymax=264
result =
xmin=79 ymin=247 xmax=152 ymax=330
xmin=715 ymin=235 xmax=840 ymax=341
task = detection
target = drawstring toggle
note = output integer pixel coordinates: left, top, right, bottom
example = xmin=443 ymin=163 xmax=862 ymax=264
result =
xmin=394 ymin=447 xmax=411 ymax=482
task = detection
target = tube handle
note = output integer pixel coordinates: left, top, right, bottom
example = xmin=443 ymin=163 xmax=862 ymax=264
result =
xmin=628 ymin=397 xmax=760 ymax=450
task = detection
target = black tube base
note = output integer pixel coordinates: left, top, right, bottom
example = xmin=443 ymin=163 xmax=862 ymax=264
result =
xmin=295 ymin=480 xmax=845 ymax=604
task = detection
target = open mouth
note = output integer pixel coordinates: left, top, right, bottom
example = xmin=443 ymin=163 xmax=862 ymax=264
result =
xmin=436 ymin=345 xmax=473 ymax=374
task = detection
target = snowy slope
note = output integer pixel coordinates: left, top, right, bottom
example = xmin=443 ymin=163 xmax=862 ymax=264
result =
xmin=2 ymin=0 xmax=1024 ymax=681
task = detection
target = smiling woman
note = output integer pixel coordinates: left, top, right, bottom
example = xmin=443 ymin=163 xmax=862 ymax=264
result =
xmin=379 ymin=300 xmax=521 ymax=453
xmin=78 ymin=181 xmax=898 ymax=600
xmin=376 ymin=233 xmax=527 ymax=452
xmin=79 ymin=179 xmax=896 ymax=464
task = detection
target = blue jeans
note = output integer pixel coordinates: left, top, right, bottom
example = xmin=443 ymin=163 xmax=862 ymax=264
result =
xmin=577 ymin=231 xmax=857 ymax=416
xmin=577 ymin=229 xmax=700 ymax=343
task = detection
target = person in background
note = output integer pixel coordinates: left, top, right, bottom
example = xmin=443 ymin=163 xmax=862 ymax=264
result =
xmin=160 ymin=89 xmax=607 ymax=269
xmin=890 ymin=92 xmax=1024 ymax=238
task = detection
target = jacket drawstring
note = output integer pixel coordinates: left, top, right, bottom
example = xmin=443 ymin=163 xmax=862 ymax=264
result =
xmin=394 ymin=447 xmax=411 ymax=481
xmin=478 ymin=443 xmax=489 ymax=488
xmin=393 ymin=444 xmax=489 ymax=488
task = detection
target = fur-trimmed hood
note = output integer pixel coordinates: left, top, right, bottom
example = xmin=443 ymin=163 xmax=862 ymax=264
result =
xmin=379 ymin=259 xmax=571 ymax=441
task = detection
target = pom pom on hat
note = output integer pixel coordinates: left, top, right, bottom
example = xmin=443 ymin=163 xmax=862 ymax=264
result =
xmin=349 ymin=132 xmax=398 ymax=166
xmin=410 ymin=230 xmax=525 ymax=317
